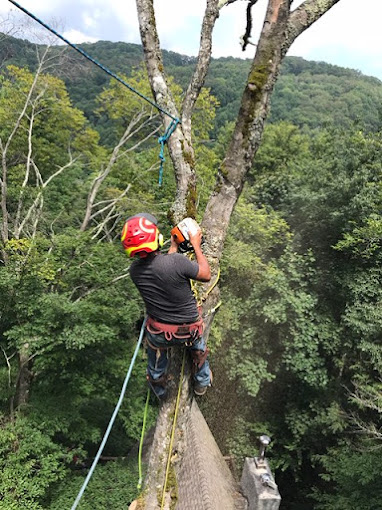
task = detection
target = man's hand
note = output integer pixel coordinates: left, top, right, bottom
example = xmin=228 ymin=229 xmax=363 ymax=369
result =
xmin=189 ymin=229 xmax=202 ymax=249
xmin=168 ymin=235 xmax=179 ymax=254
xmin=189 ymin=229 xmax=211 ymax=282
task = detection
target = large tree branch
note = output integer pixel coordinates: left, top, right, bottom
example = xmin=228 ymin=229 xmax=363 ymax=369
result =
xmin=202 ymin=0 xmax=290 ymax=260
xmin=136 ymin=0 xmax=199 ymax=220
xmin=286 ymin=0 xmax=341 ymax=50
xmin=181 ymin=0 xmax=220 ymax=137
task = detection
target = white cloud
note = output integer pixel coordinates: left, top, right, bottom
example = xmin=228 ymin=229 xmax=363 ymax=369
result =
xmin=83 ymin=13 xmax=96 ymax=29
xmin=1 ymin=0 xmax=382 ymax=79
xmin=63 ymin=28 xmax=98 ymax=44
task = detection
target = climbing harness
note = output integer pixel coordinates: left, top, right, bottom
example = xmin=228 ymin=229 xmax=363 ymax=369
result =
xmin=8 ymin=0 xmax=180 ymax=185
xmin=146 ymin=315 xmax=204 ymax=341
xmin=160 ymin=349 xmax=186 ymax=509
xmin=70 ymin=318 xmax=147 ymax=510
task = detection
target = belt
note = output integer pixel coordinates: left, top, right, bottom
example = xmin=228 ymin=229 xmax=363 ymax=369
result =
xmin=146 ymin=316 xmax=204 ymax=341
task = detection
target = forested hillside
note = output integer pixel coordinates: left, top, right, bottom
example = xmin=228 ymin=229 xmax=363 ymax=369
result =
xmin=1 ymin=32 xmax=382 ymax=509
xmin=2 ymin=35 xmax=381 ymax=136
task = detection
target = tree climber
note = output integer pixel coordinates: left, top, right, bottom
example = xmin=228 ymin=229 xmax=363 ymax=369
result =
xmin=121 ymin=213 xmax=212 ymax=398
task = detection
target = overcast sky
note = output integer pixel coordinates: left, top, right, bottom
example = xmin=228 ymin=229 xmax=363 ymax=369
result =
xmin=2 ymin=0 xmax=382 ymax=81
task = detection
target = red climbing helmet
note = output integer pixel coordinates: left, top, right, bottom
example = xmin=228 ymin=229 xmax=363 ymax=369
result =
xmin=121 ymin=213 xmax=163 ymax=258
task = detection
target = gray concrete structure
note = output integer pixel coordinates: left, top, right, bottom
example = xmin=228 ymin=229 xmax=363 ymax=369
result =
xmin=241 ymin=458 xmax=281 ymax=510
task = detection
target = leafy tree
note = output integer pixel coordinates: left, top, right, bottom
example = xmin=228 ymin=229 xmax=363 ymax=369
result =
xmin=0 ymin=53 xmax=155 ymax=508
xmin=0 ymin=416 xmax=72 ymax=510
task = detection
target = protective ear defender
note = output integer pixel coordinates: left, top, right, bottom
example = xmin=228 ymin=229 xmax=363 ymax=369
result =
xmin=158 ymin=233 xmax=164 ymax=249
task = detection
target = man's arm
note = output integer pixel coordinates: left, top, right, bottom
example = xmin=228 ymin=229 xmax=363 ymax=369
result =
xmin=189 ymin=230 xmax=211 ymax=282
xmin=168 ymin=235 xmax=179 ymax=254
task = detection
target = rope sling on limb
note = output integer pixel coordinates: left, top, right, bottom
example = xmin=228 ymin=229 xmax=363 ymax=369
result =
xmin=8 ymin=0 xmax=180 ymax=186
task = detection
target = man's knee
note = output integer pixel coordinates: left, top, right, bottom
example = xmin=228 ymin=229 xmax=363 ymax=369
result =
xmin=191 ymin=347 xmax=209 ymax=370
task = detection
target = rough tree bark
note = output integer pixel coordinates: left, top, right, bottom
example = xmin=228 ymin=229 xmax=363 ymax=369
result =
xmin=134 ymin=0 xmax=342 ymax=507
xmin=136 ymin=0 xmax=220 ymax=222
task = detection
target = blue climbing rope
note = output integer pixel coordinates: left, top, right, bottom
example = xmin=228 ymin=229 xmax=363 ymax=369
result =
xmin=158 ymin=119 xmax=179 ymax=186
xmin=8 ymin=0 xmax=180 ymax=185
xmin=70 ymin=318 xmax=147 ymax=510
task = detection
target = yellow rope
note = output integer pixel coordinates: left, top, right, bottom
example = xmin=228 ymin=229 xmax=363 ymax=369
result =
xmin=137 ymin=388 xmax=150 ymax=490
xmin=160 ymin=349 xmax=186 ymax=509
xmin=205 ymin=266 xmax=220 ymax=300
xmin=159 ymin=259 xmax=220 ymax=507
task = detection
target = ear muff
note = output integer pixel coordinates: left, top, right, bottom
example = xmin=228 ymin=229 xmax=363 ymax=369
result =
xmin=158 ymin=233 xmax=164 ymax=248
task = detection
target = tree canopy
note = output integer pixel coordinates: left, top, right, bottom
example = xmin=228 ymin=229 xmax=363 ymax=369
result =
xmin=1 ymin=9 xmax=382 ymax=508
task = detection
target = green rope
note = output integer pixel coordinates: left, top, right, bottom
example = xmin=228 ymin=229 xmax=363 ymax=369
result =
xmin=137 ymin=388 xmax=151 ymax=490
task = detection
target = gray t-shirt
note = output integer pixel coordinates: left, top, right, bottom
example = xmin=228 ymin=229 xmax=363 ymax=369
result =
xmin=130 ymin=252 xmax=199 ymax=324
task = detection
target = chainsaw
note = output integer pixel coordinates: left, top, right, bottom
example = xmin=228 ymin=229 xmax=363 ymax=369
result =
xmin=170 ymin=218 xmax=201 ymax=253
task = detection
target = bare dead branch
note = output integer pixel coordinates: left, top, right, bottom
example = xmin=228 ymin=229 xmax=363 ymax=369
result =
xmin=241 ymin=0 xmax=261 ymax=51
xmin=80 ymin=109 xmax=153 ymax=232
xmin=44 ymin=155 xmax=78 ymax=188
xmin=1 ymin=346 xmax=16 ymax=388
xmin=16 ymin=154 xmax=77 ymax=238
xmin=349 ymin=412 xmax=382 ymax=443
xmin=117 ymin=125 xmax=161 ymax=159
xmin=14 ymin=105 xmax=36 ymax=237
xmin=80 ymin=106 xmax=159 ymax=232
xmin=73 ymin=264 xmax=131 ymax=303
xmin=182 ymin=0 xmax=220 ymax=136
xmin=350 ymin=383 xmax=382 ymax=415
xmin=89 ymin=184 xmax=131 ymax=222
xmin=90 ymin=209 xmax=116 ymax=240
xmin=1 ymin=43 xmax=51 ymax=246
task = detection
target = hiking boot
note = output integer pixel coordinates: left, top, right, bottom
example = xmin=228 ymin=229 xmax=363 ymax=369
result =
xmin=194 ymin=384 xmax=208 ymax=396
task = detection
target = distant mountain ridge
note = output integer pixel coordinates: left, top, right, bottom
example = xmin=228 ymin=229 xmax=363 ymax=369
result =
xmin=1 ymin=33 xmax=381 ymax=134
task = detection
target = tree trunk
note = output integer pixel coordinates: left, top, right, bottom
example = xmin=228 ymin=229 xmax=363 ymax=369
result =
xmin=143 ymin=351 xmax=193 ymax=509
xmin=14 ymin=343 xmax=32 ymax=409
xmin=135 ymin=1 xmax=343 ymax=506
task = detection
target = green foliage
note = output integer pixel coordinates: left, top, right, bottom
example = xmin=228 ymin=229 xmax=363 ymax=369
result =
xmin=311 ymin=442 xmax=382 ymax=510
xmin=0 ymin=65 xmax=100 ymax=172
xmin=47 ymin=459 xmax=140 ymax=510
xmin=0 ymin=57 xmax=160 ymax=508
xmin=1 ymin=31 xmax=382 ymax=510
xmin=208 ymin=123 xmax=382 ymax=508
xmin=334 ymin=214 xmax=382 ymax=258
xmin=271 ymin=58 xmax=382 ymax=131
xmin=0 ymin=416 xmax=72 ymax=510
xmin=2 ymin=36 xmax=380 ymax=137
